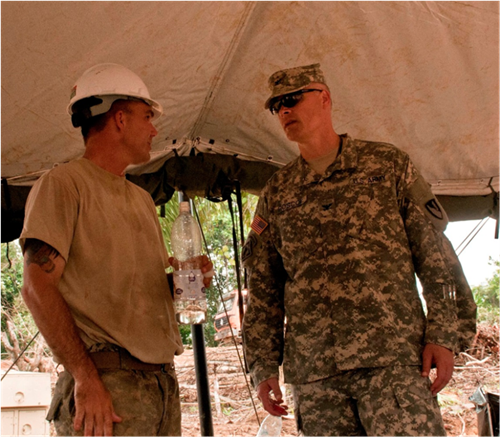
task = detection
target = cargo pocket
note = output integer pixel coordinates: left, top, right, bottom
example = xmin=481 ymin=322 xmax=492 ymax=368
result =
xmin=46 ymin=371 xmax=76 ymax=422
xmin=390 ymin=367 xmax=434 ymax=410
xmin=46 ymin=390 xmax=63 ymax=422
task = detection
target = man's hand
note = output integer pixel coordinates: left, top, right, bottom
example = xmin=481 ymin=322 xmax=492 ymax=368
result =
xmin=73 ymin=373 xmax=122 ymax=436
xmin=199 ymin=255 xmax=214 ymax=289
xmin=257 ymin=377 xmax=288 ymax=416
xmin=168 ymin=255 xmax=214 ymax=289
xmin=421 ymin=343 xmax=454 ymax=396
xmin=22 ymin=239 xmax=122 ymax=436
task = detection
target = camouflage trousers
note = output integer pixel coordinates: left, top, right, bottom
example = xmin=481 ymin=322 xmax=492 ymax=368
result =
xmin=291 ymin=365 xmax=446 ymax=436
xmin=47 ymin=366 xmax=181 ymax=436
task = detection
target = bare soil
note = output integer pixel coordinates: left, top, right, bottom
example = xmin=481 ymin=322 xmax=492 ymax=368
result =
xmin=176 ymin=323 xmax=499 ymax=436
xmin=8 ymin=324 xmax=496 ymax=436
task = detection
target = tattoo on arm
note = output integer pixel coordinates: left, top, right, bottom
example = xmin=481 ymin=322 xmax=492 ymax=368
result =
xmin=24 ymin=239 xmax=60 ymax=274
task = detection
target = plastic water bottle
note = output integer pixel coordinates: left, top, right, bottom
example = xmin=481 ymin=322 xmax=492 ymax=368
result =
xmin=256 ymin=414 xmax=282 ymax=437
xmin=170 ymin=201 xmax=206 ymax=324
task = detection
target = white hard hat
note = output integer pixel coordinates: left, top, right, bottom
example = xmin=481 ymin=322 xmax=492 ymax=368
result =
xmin=68 ymin=63 xmax=162 ymax=126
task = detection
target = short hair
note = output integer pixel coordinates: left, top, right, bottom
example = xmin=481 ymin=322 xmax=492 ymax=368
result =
xmin=79 ymin=99 xmax=132 ymax=141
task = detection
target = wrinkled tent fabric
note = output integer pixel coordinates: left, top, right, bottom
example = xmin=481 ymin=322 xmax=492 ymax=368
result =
xmin=1 ymin=1 xmax=498 ymax=242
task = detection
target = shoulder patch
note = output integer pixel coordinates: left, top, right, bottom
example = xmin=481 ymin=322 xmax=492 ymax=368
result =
xmin=250 ymin=215 xmax=268 ymax=235
xmin=425 ymin=199 xmax=444 ymax=220
xmin=241 ymin=234 xmax=258 ymax=263
xmin=407 ymin=175 xmax=448 ymax=232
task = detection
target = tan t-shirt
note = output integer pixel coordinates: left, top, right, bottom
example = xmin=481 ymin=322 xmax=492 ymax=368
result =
xmin=20 ymin=158 xmax=183 ymax=363
xmin=305 ymin=147 xmax=340 ymax=175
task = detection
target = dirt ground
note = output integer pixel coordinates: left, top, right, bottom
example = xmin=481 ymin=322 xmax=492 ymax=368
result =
xmin=8 ymin=323 xmax=496 ymax=437
xmin=176 ymin=323 xmax=499 ymax=437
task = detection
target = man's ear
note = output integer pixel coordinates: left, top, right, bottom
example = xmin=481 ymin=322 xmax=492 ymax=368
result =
xmin=321 ymin=88 xmax=332 ymax=108
xmin=111 ymin=109 xmax=127 ymax=132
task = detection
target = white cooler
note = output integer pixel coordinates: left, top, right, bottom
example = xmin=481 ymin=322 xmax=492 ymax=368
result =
xmin=1 ymin=370 xmax=51 ymax=437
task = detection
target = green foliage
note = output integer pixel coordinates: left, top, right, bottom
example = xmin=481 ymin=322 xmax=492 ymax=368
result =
xmin=1 ymin=241 xmax=40 ymax=357
xmin=0 ymin=242 xmax=23 ymax=309
xmin=157 ymin=193 xmax=258 ymax=346
xmin=472 ymin=257 xmax=500 ymax=325
xmin=2 ymin=242 xmax=24 ymax=329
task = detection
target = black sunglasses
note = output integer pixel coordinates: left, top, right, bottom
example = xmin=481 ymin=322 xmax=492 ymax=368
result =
xmin=269 ymin=89 xmax=323 ymax=115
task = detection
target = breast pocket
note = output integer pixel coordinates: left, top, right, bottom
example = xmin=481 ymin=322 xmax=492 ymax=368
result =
xmin=271 ymin=195 xmax=322 ymax=270
xmin=314 ymin=182 xmax=372 ymax=246
xmin=344 ymin=178 xmax=402 ymax=251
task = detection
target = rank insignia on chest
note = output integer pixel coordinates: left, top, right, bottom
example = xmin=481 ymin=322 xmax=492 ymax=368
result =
xmin=251 ymin=215 xmax=269 ymax=235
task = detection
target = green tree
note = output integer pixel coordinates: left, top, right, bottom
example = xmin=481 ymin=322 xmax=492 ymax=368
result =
xmin=472 ymin=257 xmax=500 ymax=325
xmin=1 ymin=241 xmax=46 ymax=368
xmin=1 ymin=242 xmax=24 ymax=332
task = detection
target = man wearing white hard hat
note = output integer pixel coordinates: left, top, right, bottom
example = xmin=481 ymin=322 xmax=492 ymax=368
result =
xmin=20 ymin=63 xmax=213 ymax=436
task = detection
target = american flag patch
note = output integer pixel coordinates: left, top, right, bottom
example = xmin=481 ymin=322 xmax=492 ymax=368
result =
xmin=251 ymin=215 xmax=268 ymax=235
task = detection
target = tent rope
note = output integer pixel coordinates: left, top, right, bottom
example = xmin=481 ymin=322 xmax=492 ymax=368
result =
xmin=456 ymin=217 xmax=490 ymax=256
xmin=193 ymin=194 xmax=261 ymax=427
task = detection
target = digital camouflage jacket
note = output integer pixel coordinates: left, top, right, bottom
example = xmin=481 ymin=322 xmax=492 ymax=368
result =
xmin=242 ymin=134 xmax=477 ymax=387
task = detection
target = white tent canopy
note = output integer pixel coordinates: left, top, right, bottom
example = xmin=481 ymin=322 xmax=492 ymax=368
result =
xmin=2 ymin=1 xmax=499 ymax=241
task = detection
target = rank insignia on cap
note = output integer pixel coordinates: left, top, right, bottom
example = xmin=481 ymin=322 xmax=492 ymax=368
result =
xmin=251 ymin=215 xmax=268 ymax=235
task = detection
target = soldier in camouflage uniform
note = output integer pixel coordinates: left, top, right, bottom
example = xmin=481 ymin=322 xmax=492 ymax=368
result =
xmin=242 ymin=63 xmax=477 ymax=436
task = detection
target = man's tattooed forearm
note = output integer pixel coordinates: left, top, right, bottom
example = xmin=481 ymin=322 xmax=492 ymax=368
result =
xmin=24 ymin=239 xmax=60 ymax=273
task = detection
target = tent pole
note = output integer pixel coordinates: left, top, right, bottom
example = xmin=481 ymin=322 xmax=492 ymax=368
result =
xmin=177 ymin=191 xmax=214 ymax=436
xmin=191 ymin=323 xmax=214 ymax=436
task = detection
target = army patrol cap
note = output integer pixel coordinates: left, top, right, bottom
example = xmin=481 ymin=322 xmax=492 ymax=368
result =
xmin=264 ymin=63 xmax=326 ymax=109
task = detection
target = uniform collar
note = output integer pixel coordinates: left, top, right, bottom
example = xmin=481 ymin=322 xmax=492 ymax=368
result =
xmin=299 ymin=133 xmax=358 ymax=185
